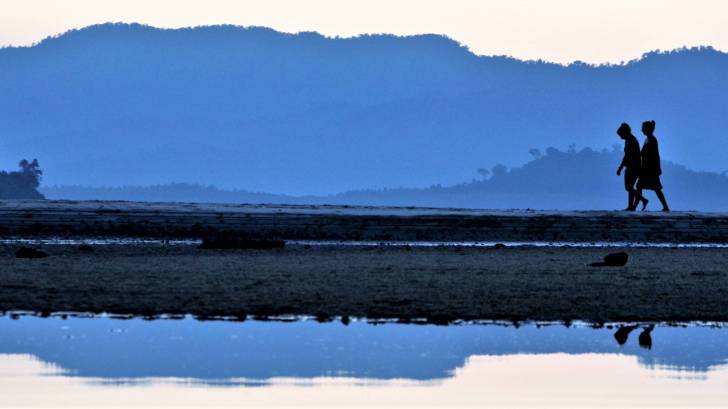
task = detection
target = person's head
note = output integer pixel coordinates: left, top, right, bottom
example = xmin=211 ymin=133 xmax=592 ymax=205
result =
xmin=642 ymin=120 xmax=656 ymax=136
xmin=617 ymin=123 xmax=631 ymax=140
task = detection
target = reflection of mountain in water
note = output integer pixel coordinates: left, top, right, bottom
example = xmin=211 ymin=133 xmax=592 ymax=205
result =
xmin=0 ymin=317 xmax=725 ymax=384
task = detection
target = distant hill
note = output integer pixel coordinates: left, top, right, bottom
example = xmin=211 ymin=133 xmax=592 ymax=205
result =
xmin=41 ymin=183 xmax=293 ymax=204
xmin=3 ymin=24 xmax=728 ymax=195
xmin=327 ymin=147 xmax=728 ymax=211
xmin=42 ymin=147 xmax=728 ymax=211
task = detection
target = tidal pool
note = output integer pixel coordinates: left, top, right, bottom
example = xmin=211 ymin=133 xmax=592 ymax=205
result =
xmin=0 ymin=316 xmax=726 ymax=408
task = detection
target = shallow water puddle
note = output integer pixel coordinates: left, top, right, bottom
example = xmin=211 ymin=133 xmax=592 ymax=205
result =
xmin=0 ymin=316 xmax=726 ymax=408
xmin=4 ymin=237 xmax=728 ymax=248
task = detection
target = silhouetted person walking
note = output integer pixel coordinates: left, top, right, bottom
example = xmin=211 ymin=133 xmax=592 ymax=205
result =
xmin=636 ymin=120 xmax=670 ymax=212
xmin=616 ymin=123 xmax=647 ymax=211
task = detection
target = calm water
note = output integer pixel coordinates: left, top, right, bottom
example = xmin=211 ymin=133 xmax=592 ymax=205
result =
xmin=0 ymin=316 xmax=726 ymax=408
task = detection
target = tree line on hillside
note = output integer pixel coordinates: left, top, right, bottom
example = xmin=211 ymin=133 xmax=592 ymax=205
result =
xmin=0 ymin=159 xmax=45 ymax=199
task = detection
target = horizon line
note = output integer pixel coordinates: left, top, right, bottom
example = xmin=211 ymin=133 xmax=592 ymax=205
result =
xmin=1 ymin=22 xmax=725 ymax=68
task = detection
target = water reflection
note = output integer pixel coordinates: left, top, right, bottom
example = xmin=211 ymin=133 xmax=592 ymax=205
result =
xmin=613 ymin=324 xmax=654 ymax=350
xmin=638 ymin=325 xmax=654 ymax=350
xmin=613 ymin=324 xmax=639 ymax=345
xmin=0 ymin=316 xmax=727 ymax=407
xmin=1 ymin=316 xmax=726 ymax=381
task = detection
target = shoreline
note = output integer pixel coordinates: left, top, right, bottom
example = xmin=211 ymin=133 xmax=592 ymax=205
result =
xmin=3 ymin=200 xmax=727 ymax=323
xmin=4 ymin=237 xmax=728 ymax=248
xmin=3 ymin=310 xmax=727 ymax=327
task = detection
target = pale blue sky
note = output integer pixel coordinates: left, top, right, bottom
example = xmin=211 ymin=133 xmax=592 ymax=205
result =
xmin=2 ymin=0 xmax=728 ymax=64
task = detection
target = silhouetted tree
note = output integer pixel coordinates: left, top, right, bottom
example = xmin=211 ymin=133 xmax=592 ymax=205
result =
xmin=0 ymin=159 xmax=45 ymax=199
xmin=19 ymin=159 xmax=42 ymax=188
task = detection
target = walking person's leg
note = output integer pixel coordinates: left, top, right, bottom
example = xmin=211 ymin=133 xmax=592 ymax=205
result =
xmin=634 ymin=188 xmax=648 ymax=210
xmin=625 ymin=171 xmax=639 ymax=211
xmin=655 ymin=189 xmax=669 ymax=211
xmin=626 ymin=189 xmax=636 ymax=211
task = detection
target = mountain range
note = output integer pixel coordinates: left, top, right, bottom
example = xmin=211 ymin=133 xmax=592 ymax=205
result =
xmin=2 ymin=23 xmax=728 ymax=196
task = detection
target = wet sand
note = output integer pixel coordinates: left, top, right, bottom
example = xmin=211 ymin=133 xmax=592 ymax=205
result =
xmin=2 ymin=244 xmax=727 ymax=323
xmin=2 ymin=200 xmax=728 ymax=243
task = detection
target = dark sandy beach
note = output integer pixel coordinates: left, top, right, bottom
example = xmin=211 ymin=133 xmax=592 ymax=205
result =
xmin=2 ymin=243 xmax=727 ymax=323
xmin=2 ymin=200 xmax=728 ymax=243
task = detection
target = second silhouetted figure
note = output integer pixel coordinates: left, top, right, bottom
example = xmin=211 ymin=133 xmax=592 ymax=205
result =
xmin=636 ymin=120 xmax=670 ymax=212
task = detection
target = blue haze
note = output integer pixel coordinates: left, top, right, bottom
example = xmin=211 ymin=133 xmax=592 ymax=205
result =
xmin=42 ymin=147 xmax=728 ymax=211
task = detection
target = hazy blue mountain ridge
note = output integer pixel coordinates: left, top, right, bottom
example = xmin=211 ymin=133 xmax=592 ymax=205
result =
xmin=3 ymin=23 xmax=727 ymax=195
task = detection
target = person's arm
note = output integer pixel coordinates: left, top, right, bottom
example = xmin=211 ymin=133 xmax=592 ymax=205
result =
xmin=617 ymin=144 xmax=628 ymax=175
